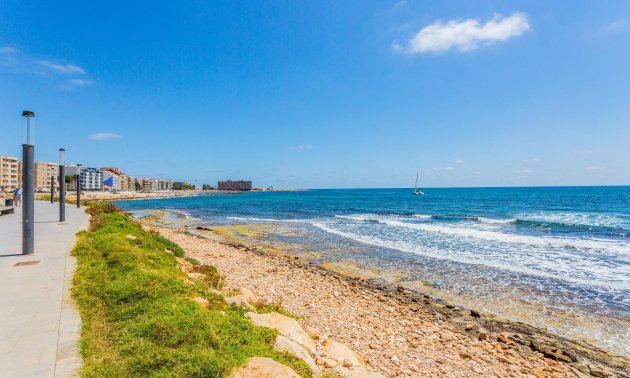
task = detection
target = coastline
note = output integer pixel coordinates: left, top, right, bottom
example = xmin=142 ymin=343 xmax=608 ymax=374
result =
xmin=137 ymin=212 xmax=629 ymax=378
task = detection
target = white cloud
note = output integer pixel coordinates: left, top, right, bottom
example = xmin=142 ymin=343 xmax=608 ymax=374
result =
xmin=455 ymin=159 xmax=464 ymax=164
xmin=38 ymin=60 xmax=86 ymax=74
xmin=399 ymin=12 xmax=530 ymax=54
xmin=0 ymin=46 xmax=19 ymax=54
xmin=289 ymin=144 xmax=313 ymax=151
xmin=434 ymin=166 xmax=454 ymax=171
xmin=69 ymin=79 xmax=94 ymax=87
xmin=90 ymin=133 xmax=121 ymax=141
xmin=604 ymin=19 xmax=629 ymax=33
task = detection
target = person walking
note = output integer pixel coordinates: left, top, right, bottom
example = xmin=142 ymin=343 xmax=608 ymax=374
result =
xmin=13 ymin=187 xmax=22 ymax=206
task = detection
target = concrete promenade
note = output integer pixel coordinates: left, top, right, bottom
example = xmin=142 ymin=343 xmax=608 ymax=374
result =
xmin=0 ymin=201 xmax=89 ymax=377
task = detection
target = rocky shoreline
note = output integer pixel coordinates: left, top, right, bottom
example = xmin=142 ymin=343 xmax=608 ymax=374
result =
xmin=145 ymin=221 xmax=629 ymax=378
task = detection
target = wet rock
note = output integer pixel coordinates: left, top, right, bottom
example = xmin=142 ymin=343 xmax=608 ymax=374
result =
xmin=230 ymin=357 xmax=300 ymax=378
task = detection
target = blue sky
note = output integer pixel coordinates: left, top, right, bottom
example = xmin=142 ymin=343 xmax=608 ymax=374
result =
xmin=1 ymin=1 xmax=629 ymax=188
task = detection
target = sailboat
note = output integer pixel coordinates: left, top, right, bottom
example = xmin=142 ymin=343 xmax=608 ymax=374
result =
xmin=413 ymin=172 xmax=424 ymax=195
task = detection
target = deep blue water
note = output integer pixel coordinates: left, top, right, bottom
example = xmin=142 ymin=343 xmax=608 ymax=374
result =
xmin=117 ymin=186 xmax=630 ymax=355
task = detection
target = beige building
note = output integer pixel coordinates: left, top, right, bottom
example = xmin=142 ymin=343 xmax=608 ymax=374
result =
xmin=35 ymin=162 xmax=59 ymax=192
xmin=0 ymin=156 xmax=21 ymax=192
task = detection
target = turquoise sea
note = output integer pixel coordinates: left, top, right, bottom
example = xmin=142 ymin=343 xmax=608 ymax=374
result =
xmin=116 ymin=186 xmax=630 ymax=356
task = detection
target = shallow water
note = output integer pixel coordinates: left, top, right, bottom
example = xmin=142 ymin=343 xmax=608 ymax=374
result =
xmin=117 ymin=186 xmax=630 ymax=356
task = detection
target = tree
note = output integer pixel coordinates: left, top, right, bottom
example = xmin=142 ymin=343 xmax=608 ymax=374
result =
xmin=134 ymin=181 xmax=142 ymax=191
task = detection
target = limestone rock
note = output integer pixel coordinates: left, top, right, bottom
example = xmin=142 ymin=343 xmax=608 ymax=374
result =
xmin=230 ymin=357 xmax=300 ymax=378
xmin=187 ymin=272 xmax=204 ymax=280
xmin=274 ymin=335 xmax=318 ymax=373
xmin=322 ymin=339 xmax=365 ymax=367
xmin=246 ymin=312 xmax=316 ymax=354
xmin=193 ymin=296 xmax=209 ymax=308
xmin=225 ymin=287 xmax=258 ymax=310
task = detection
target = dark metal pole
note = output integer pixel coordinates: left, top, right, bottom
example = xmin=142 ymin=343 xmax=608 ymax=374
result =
xmin=50 ymin=174 xmax=55 ymax=203
xmin=22 ymin=111 xmax=35 ymax=255
xmin=76 ymin=165 xmax=81 ymax=208
xmin=59 ymin=148 xmax=66 ymax=222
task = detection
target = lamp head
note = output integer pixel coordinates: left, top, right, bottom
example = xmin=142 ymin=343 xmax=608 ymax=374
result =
xmin=22 ymin=110 xmax=35 ymax=118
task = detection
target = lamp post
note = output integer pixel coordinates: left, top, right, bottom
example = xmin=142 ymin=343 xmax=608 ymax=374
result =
xmin=22 ymin=111 xmax=35 ymax=255
xmin=59 ymin=148 xmax=66 ymax=222
xmin=76 ymin=164 xmax=82 ymax=208
xmin=50 ymin=167 xmax=55 ymax=203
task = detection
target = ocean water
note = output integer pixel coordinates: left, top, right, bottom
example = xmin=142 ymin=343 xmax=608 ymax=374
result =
xmin=116 ymin=186 xmax=630 ymax=355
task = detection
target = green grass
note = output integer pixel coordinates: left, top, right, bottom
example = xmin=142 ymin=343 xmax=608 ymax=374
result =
xmin=72 ymin=203 xmax=311 ymax=377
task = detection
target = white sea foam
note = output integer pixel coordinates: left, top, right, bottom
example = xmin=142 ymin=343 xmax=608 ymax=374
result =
xmin=379 ymin=219 xmax=630 ymax=256
xmin=477 ymin=217 xmax=516 ymax=224
xmin=310 ymin=221 xmax=630 ymax=291
xmin=518 ymin=212 xmax=628 ymax=229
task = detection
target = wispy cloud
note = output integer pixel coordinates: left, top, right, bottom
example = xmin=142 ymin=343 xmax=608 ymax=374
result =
xmin=69 ymin=79 xmax=94 ymax=87
xmin=37 ymin=60 xmax=86 ymax=75
xmin=90 ymin=133 xmax=121 ymax=141
xmin=434 ymin=166 xmax=454 ymax=171
xmin=525 ymin=157 xmax=544 ymax=163
xmin=289 ymin=144 xmax=313 ymax=151
xmin=604 ymin=19 xmax=629 ymax=33
xmin=455 ymin=159 xmax=464 ymax=164
xmin=1 ymin=45 xmax=93 ymax=87
xmin=395 ymin=12 xmax=530 ymax=54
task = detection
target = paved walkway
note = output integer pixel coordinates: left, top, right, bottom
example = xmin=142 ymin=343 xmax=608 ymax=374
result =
xmin=0 ymin=201 xmax=89 ymax=377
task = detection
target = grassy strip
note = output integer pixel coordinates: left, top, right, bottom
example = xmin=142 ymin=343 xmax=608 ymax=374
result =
xmin=72 ymin=202 xmax=311 ymax=377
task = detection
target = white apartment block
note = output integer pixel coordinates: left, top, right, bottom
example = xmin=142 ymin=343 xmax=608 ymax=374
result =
xmin=0 ymin=156 xmax=21 ymax=192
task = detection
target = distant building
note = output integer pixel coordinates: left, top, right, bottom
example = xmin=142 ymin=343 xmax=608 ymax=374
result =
xmin=34 ymin=162 xmax=59 ymax=192
xmin=217 ymin=180 xmax=252 ymax=191
xmin=102 ymin=171 xmax=121 ymax=191
xmin=0 ymin=156 xmax=21 ymax=192
xmin=66 ymin=166 xmax=103 ymax=191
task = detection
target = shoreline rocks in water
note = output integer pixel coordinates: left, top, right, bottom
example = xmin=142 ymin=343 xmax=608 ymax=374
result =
xmin=150 ymin=223 xmax=630 ymax=377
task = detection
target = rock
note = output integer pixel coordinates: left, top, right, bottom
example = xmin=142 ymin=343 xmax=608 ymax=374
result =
xmin=478 ymin=329 xmax=488 ymax=341
xmin=322 ymin=339 xmax=365 ymax=367
xmin=409 ymin=304 xmax=420 ymax=312
xmin=470 ymin=309 xmax=481 ymax=318
xmin=304 ymin=324 xmax=319 ymax=338
xmin=459 ymin=352 xmax=472 ymax=359
xmin=497 ymin=333 xmax=509 ymax=343
xmin=187 ymin=272 xmax=204 ymax=280
xmin=246 ymin=312 xmax=316 ymax=354
xmin=125 ymin=234 xmax=137 ymax=240
xmin=225 ymin=288 xmax=258 ymax=310
xmin=321 ymin=358 xmax=337 ymax=368
xmin=342 ymin=359 xmax=353 ymax=368
xmin=465 ymin=323 xmax=474 ymax=331
xmin=230 ymin=357 xmax=301 ymax=378
xmin=274 ymin=335 xmax=318 ymax=373
xmin=588 ymin=365 xmax=610 ymax=377
xmin=193 ymin=296 xmax=209 ymax=308
xmin=225 ymin=296 xmax=255 ymax=310
xmin=440 ymin=332 xmax=453 ymax=341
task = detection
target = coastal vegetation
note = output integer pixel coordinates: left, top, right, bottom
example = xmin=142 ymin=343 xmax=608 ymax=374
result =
xmin=71 ymin=202 xmax=311 ymax=377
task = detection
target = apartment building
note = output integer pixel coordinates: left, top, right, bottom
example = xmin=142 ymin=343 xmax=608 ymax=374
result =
xmin=34 ymin=161 xmax=59 ymax=192
xmin=0 ymin=156 xmax=21 ymax=192
xmin=218 ymin=180 xmax=252 ymax=191
xmin=66 ymin=166 xmax=103 ymax=191
xmin=102 ymin=171 xmax=121 ymax=191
